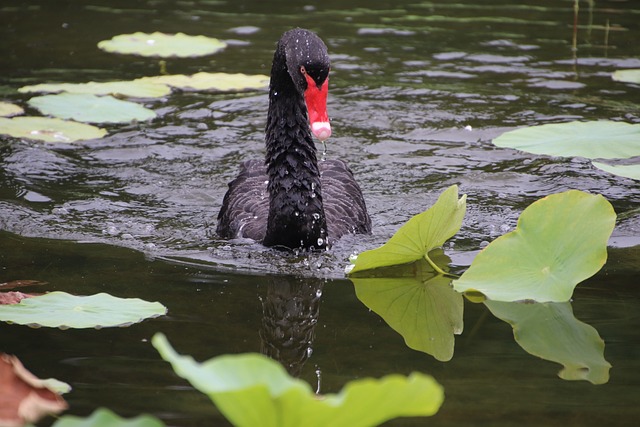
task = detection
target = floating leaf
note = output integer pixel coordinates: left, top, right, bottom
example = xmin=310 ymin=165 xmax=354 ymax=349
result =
xmin=28 ymin=93 xmax=156 ymax=124
xmin=0 ymin=291 xmax=167 ymax=328
xmin=0 ymin=101 xmax=23 ymax=117
xmin=492 ymin=121 xmax=640 ymax=160
xmin=0 ymin=116 xmax=107 ymax=142
xmin=51 ymin=408 xmax=165 ymax=427
xmin=352 ymin=258 xmax=463 ymax=361
xmin=19 ymin=80 xmax=171 ymax=98
xmin=485 ymin=300 xmax=611 ymax=384
xmin=139 ymin=72 xmax=269 ymax=92
xmin=152 ymin=333 xmax=444 ymax=427
xmin=612 ymin=69 xmax=640 ymax=84
xmin=0 ymin=353 xmax=68 ymax=426
xmin=453 ymin=190 xmax=616 ymax=302
xmin=98 ymin=32 xmax=227 ymax=58
xmin=348 ymin=185 xmax=466 ymax=274
xmin=592 ymin=161 xmax=640 ymax=180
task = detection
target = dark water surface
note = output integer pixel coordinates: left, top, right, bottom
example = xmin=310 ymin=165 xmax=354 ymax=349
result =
xmin=1 ymin=0 xmax=639 ymax=425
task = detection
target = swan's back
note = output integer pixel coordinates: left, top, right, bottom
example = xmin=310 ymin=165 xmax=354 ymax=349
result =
xmin=216 ymin=159 xmax=370 ymax=244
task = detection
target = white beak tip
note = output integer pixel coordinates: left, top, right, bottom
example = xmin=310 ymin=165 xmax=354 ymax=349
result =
xmin=311 ymin=122 xmax=332 ymax=141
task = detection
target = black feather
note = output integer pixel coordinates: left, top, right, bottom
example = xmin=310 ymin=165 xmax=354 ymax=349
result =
xmin=217 ymin=28 xmax=371 ymax=250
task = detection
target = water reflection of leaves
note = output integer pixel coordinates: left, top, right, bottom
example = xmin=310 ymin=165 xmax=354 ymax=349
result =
xmin=351 ymin=255 xmax=462 ymax=362
xmin=350 ymin=253 xmax=610 ymax=384
xmin=485 ymin=300 xmax=611 ymax=385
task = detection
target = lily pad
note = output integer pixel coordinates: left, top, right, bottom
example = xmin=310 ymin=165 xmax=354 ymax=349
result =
xmin=52 ymin=408 xmax=165 ymax=427
xmin=348 ymin=185 xmax=466 ymax=274
xmin=352 ymin=258 xmax=463 ymax=361
xmin=19 ymin=80 xmax=171 ymax=98
xmin=28 ymin=93 xmax=156 ymax=124
xmin=0 ymin=116 xmax=107 ymax=142
xmin=485 ymin=300 xmax=611 ymax=384
xmin=152 ymin=333 xmax=444 ymax=427
xmin=612 ymin=69 xmax=640 ymax=84
xmin=0 ymin=101 xmax=23 ymax=117
xmin=0 ymin=291 xmax=167 ymax=328
xmin=98 ymin=32 xmax=227 ymax=58
xmin=592 ymin=161 xmax=640 ymax=180
xmin=453 ymin=190 xmax=616 ymax=302
xmin=138 ymin=72 xmax=269 ymax=92
xmin=492 ymin=121 xmax=640 ymax=160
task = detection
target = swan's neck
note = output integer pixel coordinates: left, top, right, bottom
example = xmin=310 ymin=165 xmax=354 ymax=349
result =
xmin=263 ymin=67 xmax=328 ymax=250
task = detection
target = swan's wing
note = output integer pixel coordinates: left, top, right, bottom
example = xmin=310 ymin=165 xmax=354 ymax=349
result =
xmin=319 ymin=159 xmax=371 ymax=241
xmin=216 ymin=159 xmax=269 ymax=241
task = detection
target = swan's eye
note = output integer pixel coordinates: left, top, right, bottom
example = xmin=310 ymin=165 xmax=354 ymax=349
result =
xmin=300 ymin=65 xmax=306 ymax=75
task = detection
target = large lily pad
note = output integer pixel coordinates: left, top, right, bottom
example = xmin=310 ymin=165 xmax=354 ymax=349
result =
xmin=453 ymin=190 xmax=616 ymax=302
xmin=138 ymin=72 xmax=269 ymax=92
xmin=0 ymin=116 xmax=107 ymax=142
xmin=612 ymin=69 xmax=640 ymax=84
xmin=352 ymin=258 xmax=463 ymax=361
xmin=492 ymin=121 xmax=640 ymax=160
xmin=0 ymin=291 xmax=167 ymax=328
xmin=485 ymin=300 xmax=610 ymax=384
xmin=19 ymin=80 xmax=171 ymax=98
xmin=98 ymin=32 xmax=227 ymax=58
xmin=348 ymin=185 xmax=466 ymax=274
xmin=52 ymin=408 xmax=165 ymax=427
xmin=0 ymin=101 xmax=23 ymax=117
xmin=592 ymin=161 xmax=640 ymax=180
xmin=28 ymin=93 xmax=156 ymax=124
xmin=152 ymin=333 xmax=444 ymax=427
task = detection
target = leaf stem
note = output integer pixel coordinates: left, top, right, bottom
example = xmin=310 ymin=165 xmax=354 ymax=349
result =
xmin=424 ymin=253 xmax=459 ymax=279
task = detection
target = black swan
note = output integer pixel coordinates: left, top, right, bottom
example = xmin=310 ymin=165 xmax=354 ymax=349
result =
xmin=217 ymin=28 xmax=371 ymax=250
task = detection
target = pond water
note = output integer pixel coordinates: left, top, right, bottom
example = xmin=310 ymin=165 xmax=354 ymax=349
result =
xmin=1 ymin=0 xmax=639 ymax=425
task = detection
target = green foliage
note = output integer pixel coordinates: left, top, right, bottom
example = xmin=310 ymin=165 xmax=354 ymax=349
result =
xmin=485 ymin=300 xmax=610 ymax=384
xmin=492 ymin=120 xmax=640 ymax=160
xmin=0 ymin=116 xmax=107 ymax=142
xmin=138 ymin=72 xmax=269 ymax=92
xmin=152 ymin=333 xmax=444 ymax=427
xmin=612 ymin=69 xmax=640 ymax=84
xmin=0 ymin=291 xmax=167 ymax=328
xmin=348 ymin=185 xmax=466 ymax=274
xmin=98 ymin=32 xmax=227 ymax=58
xmin=52 ymin=408 xmax=164 ymax=427
xmin=352 ymin=258 xmax=463 ymax=361
xmin=28 ymin=93 xmax=156 ymax=124
xmin=19 ymin=80 xmax=171 ymax=98
xmin=0 ymin=101 xmax=23 ymax=117
xmin=592 ymin=161 xmax=640 ymax=181
xmin=453 ymin=190 xmax=616 ymax=302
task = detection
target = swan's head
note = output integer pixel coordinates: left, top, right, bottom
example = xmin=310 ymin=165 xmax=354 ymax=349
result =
xmin=282 ymin=28 xmax=332 ymax=141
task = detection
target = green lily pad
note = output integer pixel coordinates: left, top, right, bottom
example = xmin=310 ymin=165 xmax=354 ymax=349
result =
xmin=138 ymin=72 xmax=269 ymax=92
xmin=28 ymin=93 xmax=156 ymax=124
xmin=0 ymin=291 xmax=167 ymax=328
xmin=453 ymin=190 xmax=616 ymax=302
xmin=52 ymin=408 xmax=165 ymax=427
xmin=19 ymin=80 xmax=171 ymax=98
xmin=98 ymin=32 xmax=227 ymax=58
xmin=348 ymin=185 xmax=466 ymax=274
xmin=0 ymin=116 xmax=107 ymax=142
xmin=152 ymin=333 xmax=444 ymax=427
xmin=612 ymin=69 xmax=640 ymax=84
xmin=485 ymin=300 xmax=611 ymax=384
xmin=592 ymin=161 xmax=640 ymax=180
xmin=352 ymin=258 xmax=463 ymax=361
xmin=493 ymin=121 xmax=640 ymax=160
xmin=0 ymin=101 xmax=23 ymax=117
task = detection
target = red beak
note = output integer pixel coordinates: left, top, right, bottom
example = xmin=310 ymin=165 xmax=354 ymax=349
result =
xmin=303 ymin=74 xmax=331 ymax=141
